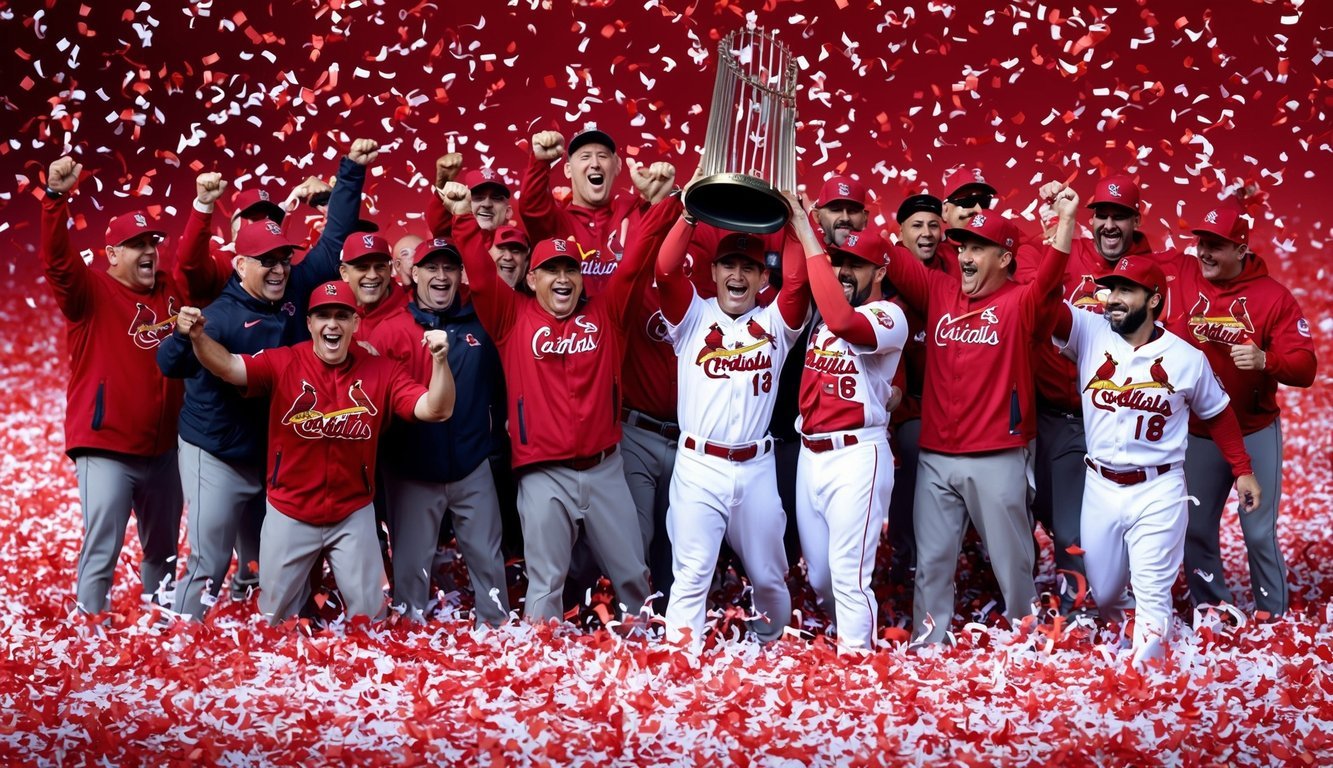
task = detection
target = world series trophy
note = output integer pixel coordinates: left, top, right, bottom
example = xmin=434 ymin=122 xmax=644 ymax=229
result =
xmin=683 ymin=26 xmax=798 ymax=235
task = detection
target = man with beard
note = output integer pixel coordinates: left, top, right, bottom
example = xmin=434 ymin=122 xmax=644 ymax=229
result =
xmin=173 ymin=281 xmax=456 ymax=624
xmin=885 ymin=182 xmax=1079 ymax=645
xmin=1051 ymin=255 xmax=1260 ymax=665
xmin=369 ymin=238 xmax=511 ymax=626
xmin=795 ymin=231 xmax=907 ymax=651
xmin=340 ymin=232 xmax=408 ymax=340
xmin=812 ymin=176 xmax=870 ymax=248
xmin=1172 ymin=204 xmax=1317 ymax=620
xmin=158 ymin=139 xmax=378 ymax=619
xmin=519 ymin=127 xmax=677 ymax=296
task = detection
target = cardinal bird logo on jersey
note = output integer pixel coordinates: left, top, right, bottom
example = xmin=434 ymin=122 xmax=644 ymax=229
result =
xmin=1149 ymin=357 xmax=1175 ymax=394
xmin=1084 ymin=352 xmax=1118 ymax=391
xmin=129 ymin=297 xmax=180 ymax=349
xmin=1187 ymin=293 xmax=1256 ymax=346
xmin=279 ymin=379 xmax=375 ymax=440
xmin=695 ymin=319 xmax=774 ymax=379
xmin=1084 ymin=360 xmax=1175 ymax=414
xmin=1069 ymin=275 xmax=1108 ymax=312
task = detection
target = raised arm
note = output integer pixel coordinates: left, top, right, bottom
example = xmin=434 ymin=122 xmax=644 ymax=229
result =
xmin=800 ymin=216 xmax=880 ymax=346
xmin=425 ymin=152 xmax=463 ymax=237
xmin=606 ymin=189 xmax=683 ymax=321
xmin=40 ymin=157 xmax=93 ymax=322
xmin=175 ymin=306 xmax=247 ymax=386
xmin=517 ymin=131 xmax=569 ymax=241
xmin=174 ymin=172 xmax=231 ymax=306
xmin=1031 ymin=181 xmax=1079 ymax=299
xmin=654 ymin=214 xmax=698 ymax=325
xmin=294 ymin=139 xmax=376 ymax=292
xmin=413 ymin=329 xmax=457 ymax=422
xmin=773 ymin=195 xmax=813 ymax=331
xmin=450 ymin=185 xmax=516 ymax=337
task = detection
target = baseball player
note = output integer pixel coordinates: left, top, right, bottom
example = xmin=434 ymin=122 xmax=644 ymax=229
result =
xmin=159 ymin=141 xmax=377 ymax=619
xmin=447 ymin=182 xmax=683 ymax=623
xmin=173 ymin=281 xmax=456 ymax=624
xmin=1171 ymin=204 xmax=1317 ymax=618
xmin=884 ymin=185 xmax=1078 ymax=645
xmin=368 ymin=238 xmax=511 ymax=625
xmin=40 ymin=156 xmax=187 ymax=616
xmin=796 ymin=231 xmax=908 ymax=651
xmin=940 ymin=166 xmax=997 ymax=231
xmin=656 ymin=194 xmax=811 ymax=650
xmin=1051 ymin=254 xmax=1261 ymax=663
xmin=489 ymin=225 xmax=533 ymax=290
xmin=428 ymin=162 xmax=514 ymax=240
xmin=812 ymin=176 xmax=870 ymax=248
xmin=340 ymin=232 xmax=408 ymax=339
xmin=519 ymin=127 xmax=676 ymax=296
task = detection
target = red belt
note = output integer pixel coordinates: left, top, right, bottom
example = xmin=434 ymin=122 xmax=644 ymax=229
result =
xmin=683 ymin=436 xmax=768 ymax=462
xmin=1084 ymin=457 xmax=1174 ymax=486
xmin=801 ymin=434 xmax=860 ymax=453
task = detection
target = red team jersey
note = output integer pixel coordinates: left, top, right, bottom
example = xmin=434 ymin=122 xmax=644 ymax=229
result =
xmin=887 ymin=243 xmax=959 ymax=426
xmin=797 ymin=300 xmax=908 ymax=436
xmin=1169 ymin=252 xmax=1317 ymax=435
xmin=242 ymin=342 xmax=425 ymax=524
xmin=355 ymin=288 xmax=410 ymax=341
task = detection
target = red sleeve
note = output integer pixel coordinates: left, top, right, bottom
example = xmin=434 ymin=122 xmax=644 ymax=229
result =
xmin=774 ymin=232 xmax=809 ymax=331
xmin=242 ymin=345 xmax=288 ymax=398
xmin=174 ymin=206 xmax=229 ymax=306
xmin=455 ymin=212 xmax=516 ymax=339
xmin=40 ymin=196 xmax=93 ymax=322
xmin=1260 ymin=291 xmax=1317 ymax=388
xmin=1049 ymin=301 xmax=1074 ymax=343
xmin=388 ymin=360 xmax=428 ymax=421
xmin=517 ymin=151 xmax=566 ymax=242
xmin=883 ymin=243 xmax=933 ymax=313
xmin=606 ymin=195 xmax=683 ymax=325
xmin=1264 ymin=347 xmax=1318 ymax=388
xmin=1021 ymin=244 xmax=1074 ymax=333
xmin=1201 ymin=406 xmax=1254 ymax=478
xmin=654 ymin=217 xmax=697 ymax=325
xmin=425 ymin=189 xmax=453 ymax=238
xmin=806 ymin=251 xmax=876 ymax=346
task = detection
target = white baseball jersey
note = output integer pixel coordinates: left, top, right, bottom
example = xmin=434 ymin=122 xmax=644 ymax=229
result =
xmin=796 ymin=300 xmax=908 ymax=437
xmin=665 ymin=295 xmax=803 ymax=444
xmin=1061 ymin=305 xmax=1230 ymax=468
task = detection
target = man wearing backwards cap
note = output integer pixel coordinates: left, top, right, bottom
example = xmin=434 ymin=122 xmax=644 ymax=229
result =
xmin=40 ymin=155 xmax=188 ymax=616
xmin=445 ymin=182 xmax=684 ymax=624
xmin=1050 ymin=253 xmax=1260 ymax=664
xmin=340 ymin=232 xmax=407 ymax=340
xmin=173 ymin=282 xmax=456 ymax=624
xmin=156 ymin=140 xmax=381 ymax=619
xmin=795 ymin=230 xmax=908 ymax=651
xmin=369 ymin=238 xmax=510 ymax=625
xmin=520 ymin=125 xmax=677 ymax=296
xmin=884 ymin=182 xmax=1082 ymax=645
xmin=1172 ymin=203 xmax=1316 ymax=620
xmin=654 ymin=192 xmax=811 ymax=651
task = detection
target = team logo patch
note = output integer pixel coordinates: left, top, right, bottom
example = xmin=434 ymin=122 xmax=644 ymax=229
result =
xmin=694 ymin=320 xmax=774 ymax=379
xmin=280 ymin=379 xmax=377 ymax=440
xmin=645 ymin=310 xmax=669 ymax=343
xmin=464 ymin=333 xmax=481 ymax=347
xmin=282 ymin=301 xmax=296 ymax=317
xmin=323 ymin=283 xmax=339 ymax=296
xmin=869 ymin=307 xmax=895 ymax=330
xmin=128 ymin=297 xmax=179 ymax=350
xmin=1084 ymin=357 xmax=1175 ymax=413
xmin=1187 ymin=293 xmax=1255 ymax=346
xmin=846 ymin=233 xmax=860 ymax=248
xmin=1297 ymin=317 xmax=1311 ymax=338
xmin=258 ymin=190 xmax=270 ymax=201
xmin=973 ymin=214 xmax=987 ymax=227
xmin=837 ymin=183 xmax=851 ymax=196
xmin=361 ymin=234 xmax=376 ymax=249
xmin=265 ymin=220 xmax=283 ymax=235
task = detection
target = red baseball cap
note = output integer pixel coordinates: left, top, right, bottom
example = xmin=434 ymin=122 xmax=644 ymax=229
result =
xmin=1192 ymin=205 xmax=1249 ymax=245
xmin=234 ymin=219 xmax=307 ymax=258
xmin=715 ymin=232 xmax=767 ymax=266
xmin=945 ymin=212 xmax=1020 ymax=250
xmin=817 ymin=176 xmax=867 ymax=208
xmin=342 ymin=233 xmax=391 ymax=264
xmin=942 ymin=166 xmax=996 ymax=200
xmin=411 ymin=237 xmax=461 ymax=266
xmin=1095 ymin=256 xmax=1166 ymax=294
xmin=105 ymin=211 xmax=167 ymax=247
xmin=464 ymin=168 xmax=511 ymax=197
xmin=529 ymin=237 xmax=580 ymax=270
xmin=830 ymin=231 xmax=888 ymax=267
xmin=230 ymin=188 xmax=286 ymax=222
xmin=307 ymin=281 xmax=360 ymax=314
xmin=1086 ymin=175 xmax=1141 ymax=213
xmin=494 ymin=225 xmax=530 ymax=250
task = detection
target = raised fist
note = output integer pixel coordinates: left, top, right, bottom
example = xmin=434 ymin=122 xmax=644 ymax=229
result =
xmin=290 ymin=175 xmax=334 ymax=205
xmin=47 ymin=156 xmax=83 ymax=195
xmin=195 ymin=172 xmax=227 ymax=206
xmin=531 ymin=131 xmax=566 ymax=162
xmin=1050 ymin=186 xmax=1080 ymax=218
xmin=176 ymin=306 xmax=206 ymax=338
xmin=435 ymin=153 xmax=463 ymax=188
xmin=348 ymin=138 xmax=380 ymax=166
xmin=439 ymin=181 xmax=471 ymax=216
xmin=628 ymin=158 xmax=677 ymax=204
xmin=423 ymin=329 xmax=450 ymax=362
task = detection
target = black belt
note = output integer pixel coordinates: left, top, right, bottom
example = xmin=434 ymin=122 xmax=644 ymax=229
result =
xmin=538 ymin=447 xmax=615 ymax=472
xmin=800 ymin=434 xmax=860 ymax=453
xmin=1084 ymin=457 xmax=1174 ymax=486
xmin=621 ymin=408 xmax=681 ymax=441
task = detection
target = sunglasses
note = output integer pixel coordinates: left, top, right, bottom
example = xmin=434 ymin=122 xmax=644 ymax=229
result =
xmin=248 ymin=254 xmax=293 ymax=269
xmin=949 ymin=194 xmax=993 ymax=209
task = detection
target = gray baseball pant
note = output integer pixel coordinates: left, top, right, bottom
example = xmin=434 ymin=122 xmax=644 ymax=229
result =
xmin=74 ymin=450 xmax=182 ymax=614
xmin=515 ymin=448 xmax=651 ymax=622
xmin=1184 ymin=419 xmax=1287 ymax=615
xmin=258 ymin=501 xmax=387 ymax=624
xmin=174 ymin=438 xmax=265 ymax=620
xmin=619 ymin=421 xmax=678 ymax=610
xmin=1033 ymin=408 xmax=1089 ymax=612
xmin=384 ymin=461 xmax=510 ymax=626
xmin=912 ymin=448 xmax=1037 ymax=644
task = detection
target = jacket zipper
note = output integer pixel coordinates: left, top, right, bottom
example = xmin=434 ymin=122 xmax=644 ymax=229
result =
xmin=270 ymin=450 xmax=282 ymax=488
xmin=92 ymin=379 xmax=106 ymax=431
xmin=517 ymin=397 xmax=528 ymax=445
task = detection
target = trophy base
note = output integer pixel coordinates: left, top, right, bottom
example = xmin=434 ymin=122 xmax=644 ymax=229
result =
xmin=683 ymin=173 xmax=790 ymax=235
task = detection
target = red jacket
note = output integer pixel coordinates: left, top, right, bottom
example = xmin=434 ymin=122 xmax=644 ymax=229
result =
xmin=1168 ymin=253 xmax=1317 ymax=435
xmin=458 ymin=196 xmax=681 ymax=468
xmin=888 ymin=244 xmax=959 ymax=426
xmin=885 ymin=240 xmax=1071 ymax=454
xmin=355 ymin=288 xmax=409 ymax=342
xmin=243 ymin=342 xmax=425 ymax=524
xmin=41 ymin=196 xmax=185 ymax=459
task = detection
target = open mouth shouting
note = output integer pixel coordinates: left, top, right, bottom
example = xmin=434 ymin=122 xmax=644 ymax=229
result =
xmin=1097 ymin=226 xmax=1127 ymax=258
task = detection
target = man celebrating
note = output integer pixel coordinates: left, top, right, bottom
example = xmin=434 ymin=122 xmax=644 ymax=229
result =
xmin=1052 ymin=255 xmax=1261 ymax=664
xmin=1173 ymin=204 xmax=1316 ymax=619
xmin=447 ymin=181 xmax=682 ymax=623
xmin=811 ymin=176 xmax=869 ymax=248
xmin=489 ymin=225 xmax=532 ymax=290
xmin=940 ymin=166 xmax=997 ymax=231
xmin=340 ymin=233 xmax=407 ymax=339
xmin=174 ymin=281 xmax=456 ymax=624
xmin=656 ymin=195 xmax=811 ymax=650
xmin=369 ymin=238 xmax=511 ymax=626
xmin=796 ymin=231 xmax=907 ymax=651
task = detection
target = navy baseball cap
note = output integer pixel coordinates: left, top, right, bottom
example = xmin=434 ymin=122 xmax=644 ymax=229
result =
xmin=896 ymin=194 xmax=943 ymax=224
xmin=568 ymin=128 xmax=616 ymax=155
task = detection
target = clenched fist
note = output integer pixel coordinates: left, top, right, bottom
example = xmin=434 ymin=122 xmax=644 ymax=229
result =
xmin=47 ymin=156 xmax=83 ymax=195
xmin=423 ymin=329 xmax=450 ymax=362
xmin=628 ymin=158 xmax=677 ymax=204
xmin=176 ymin=306 xmax=206 ymax=338
xmin=195 ymin=172 xmax=228 ymax=206
xmin=438 ymin=181 xmax=471 ymax=216
xmin=348 ymin=138 xmax=380 ymax=166
xmin=435 ymin=153 xmax=463 ymax=188
xmin=531 ymin=131 xmax=566 ymax=162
